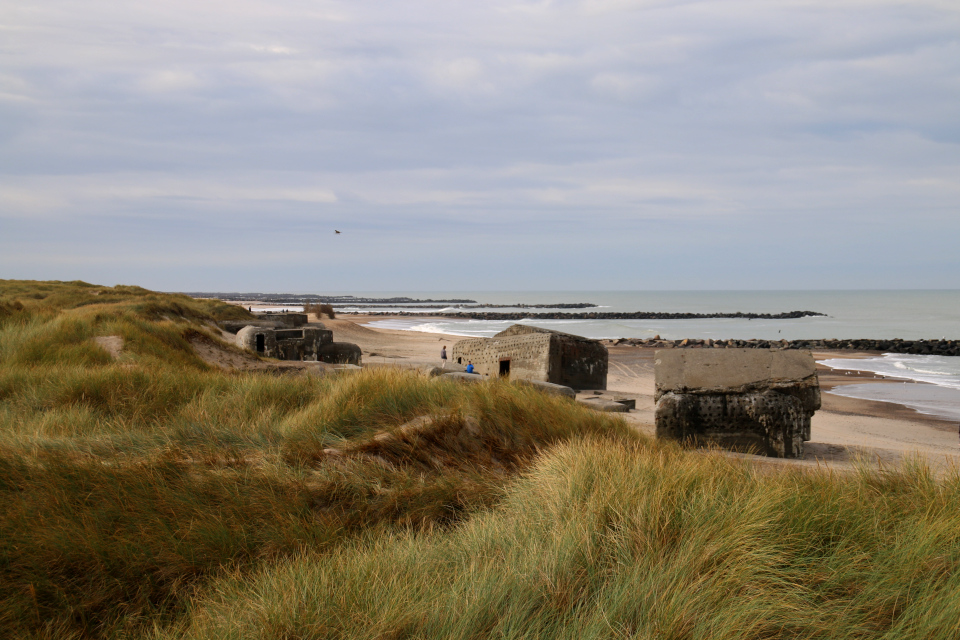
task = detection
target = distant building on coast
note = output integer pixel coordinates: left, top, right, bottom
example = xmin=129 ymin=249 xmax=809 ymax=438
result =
xmin=451 ymin=325 xmax=608 ymax=390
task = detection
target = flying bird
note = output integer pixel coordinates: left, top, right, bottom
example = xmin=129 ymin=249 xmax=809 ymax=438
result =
xmin=335 ymin=230 xmax=341 ymax=234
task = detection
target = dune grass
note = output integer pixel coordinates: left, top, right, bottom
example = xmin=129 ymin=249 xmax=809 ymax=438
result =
xmin=0 ymin=372 xmax=634 ymax=639
xmin=2 ymin=280 xmax=959 ymax=639
xmin=157 ymin=440 xmax=960 ymax=640
xmin=0 ymin=280 xmax=635 ymax=638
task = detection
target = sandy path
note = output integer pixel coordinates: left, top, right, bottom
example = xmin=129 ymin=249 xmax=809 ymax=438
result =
xmin=331 ymin=316 xmax=960 ymax=471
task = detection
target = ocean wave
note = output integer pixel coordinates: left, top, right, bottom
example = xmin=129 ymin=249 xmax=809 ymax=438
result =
xmin=822 ymin=354 xmax=960 ymax=391
xmin=362 ymin=319 xmax=493 ymax=338
xmin=826 ymin=382 xmax=960 ymax=422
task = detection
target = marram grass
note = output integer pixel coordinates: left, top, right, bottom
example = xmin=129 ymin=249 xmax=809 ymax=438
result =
xmin=157 ymin=440 xmax=960 ymax=640
xmin=1 ymin=280 xmax=959 ymax=639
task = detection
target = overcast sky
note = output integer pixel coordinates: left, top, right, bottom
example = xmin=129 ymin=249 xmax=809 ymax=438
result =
xmin=2 ymin=0 xmax=958 ymax=291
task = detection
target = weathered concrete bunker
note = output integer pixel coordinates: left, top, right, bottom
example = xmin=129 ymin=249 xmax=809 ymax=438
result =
xmin=451 ymin=324 xmax=607 ymax=390
xmin=224 ymin=313 xmax=361 ymax=365
xmin=220 ymin=313 xmax=308 ymax=335
xmin=236 ymin=325 xmax=333 ymax=361
xmin=654 ymin=349 xmax=820 ymax=458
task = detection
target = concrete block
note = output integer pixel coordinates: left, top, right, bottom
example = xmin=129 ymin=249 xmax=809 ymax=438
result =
xmin=654 ymin=349 xmax=820 ymax=459
xmin=515 ymin=378 xmax=576 ymax=399
xmin=441 ymin=372 xmax=485 ymax=383
xmin=655 ymin=349 xmax=817 ymax=397
xmin=420 ymin=363 xmax=467 ymax=377
xmin=333 ymin=364 xmax=362 ymax=374
xmin=578 ymin=397 xmax=631 ymax=412
xmin=319 ymin=342 xmax=362 ymax=365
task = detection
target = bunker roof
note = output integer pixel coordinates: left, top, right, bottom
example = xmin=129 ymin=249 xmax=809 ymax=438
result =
xmin=494 ymin=324 xmax=599 ymax=343
xmin=655 ymin=349 xmax=817 ymax=394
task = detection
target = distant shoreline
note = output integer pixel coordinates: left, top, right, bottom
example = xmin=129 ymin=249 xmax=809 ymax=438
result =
xmin=233 ymin=304 xmax=959 ymax=356
xmin=340 ymin=310 xmax=826 ymax=320
xmin=601 ymin=336 xmax=960 ymax=357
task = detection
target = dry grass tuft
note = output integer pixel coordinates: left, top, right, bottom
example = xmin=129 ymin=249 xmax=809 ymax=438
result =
xmin=304 ymin=302 xmax=336 ymax=319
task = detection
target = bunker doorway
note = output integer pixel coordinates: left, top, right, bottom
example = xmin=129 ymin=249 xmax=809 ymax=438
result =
xmin=256 ymin=334 xmax=265 ymax=353
xmin=499 ymin=359 xmax=511 ymax=377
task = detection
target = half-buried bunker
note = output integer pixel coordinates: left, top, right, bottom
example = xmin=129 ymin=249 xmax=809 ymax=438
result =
xmin=654 ymin=349 xmax=821 ymax=458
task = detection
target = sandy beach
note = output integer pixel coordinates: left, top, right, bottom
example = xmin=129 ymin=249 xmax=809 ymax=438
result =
xmin=296 ymin=313 xmax=959 ymax=472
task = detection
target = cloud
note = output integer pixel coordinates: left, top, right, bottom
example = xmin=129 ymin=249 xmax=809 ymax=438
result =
xmin=138 ymin=70 xmax=203 ymax=93
xmin=589 ymin=71 xmax=659 ymax=100
xmin=1 ymin=0 xmax=958 ymax=289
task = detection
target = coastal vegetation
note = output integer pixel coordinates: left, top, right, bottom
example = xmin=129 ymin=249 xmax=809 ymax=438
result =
xmin=1 ymin=280 xmax=959 ymax=639
xmin=303 ymin=302 xmax=337 ymax=319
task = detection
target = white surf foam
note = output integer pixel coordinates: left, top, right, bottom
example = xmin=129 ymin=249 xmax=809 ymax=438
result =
xmin=823 ymin=354 xmax=960 ymax=421
xmin=821 ymin=354 xmax=960 ymax=391
xmin=826 ymin=382 xmax=960 ymax=422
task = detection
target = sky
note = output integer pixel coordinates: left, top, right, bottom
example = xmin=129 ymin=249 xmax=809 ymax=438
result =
xmin=1 ymin=0 xmax=958 ymax=292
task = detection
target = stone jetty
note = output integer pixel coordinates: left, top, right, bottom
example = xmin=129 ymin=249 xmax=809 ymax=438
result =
xmin=348 ymin=310 xmax=825 ymax=321
xmin=603 ymin=337 xmax=960 ymax=357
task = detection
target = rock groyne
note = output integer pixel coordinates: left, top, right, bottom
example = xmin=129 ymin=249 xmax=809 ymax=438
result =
xmin=603 ymin=337 xmax=960 ymax=356
xmin=346 ymin=310 xmax=825 ymax=321
xmin=339 ymin=303 xmax=599 ymax=309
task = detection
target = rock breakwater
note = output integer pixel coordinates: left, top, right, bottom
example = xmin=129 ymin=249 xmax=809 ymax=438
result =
xmin=603 ymin=337 xmax=960 ymax=356
xmin=346 ymin=310 xmax=825 ymax=320
xmin=341 ymin=303 xmax=599 ymax=309
xmin=184 ymin=293 xmax=477 ymax=304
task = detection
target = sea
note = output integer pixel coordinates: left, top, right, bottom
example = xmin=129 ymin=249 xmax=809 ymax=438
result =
xmin=259 ymin=290 xmax=960 ymax=422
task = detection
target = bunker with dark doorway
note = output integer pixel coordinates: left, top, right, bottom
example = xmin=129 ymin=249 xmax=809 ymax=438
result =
xmin=451 ymin=324 xmax=607 ymax=390
xmin=233 ymin=323 xmax=358 ymax=364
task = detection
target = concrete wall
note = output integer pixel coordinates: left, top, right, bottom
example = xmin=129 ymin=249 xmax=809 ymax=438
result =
xmin=237 ymin=325 xmax=278 ymax=356
xmin=654 ymin=349 xmax=820 ymax=397
xmin=654 ymin=349 xmax=820 ymax=458
xmin=656 ymin=391 xmax=809 ymax=458
xmin=235 ymin=325 xmax=335 ymax=361
xmin=254 ymin=312 xmax=308 ymax=327
xmin=451 ymin=333 xmax=553 ymax=381
xmin=318 ymin=342 xmax=362 ymax=365
xmin=552 ymin=334 xmax=608 ymax=390
xmin=449 ymin=325 xmax=607 ymax=389
xmin=220 ymin=314 xmax=310 ymax=335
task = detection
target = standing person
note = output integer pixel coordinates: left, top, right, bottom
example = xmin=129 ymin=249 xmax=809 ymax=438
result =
xmin=440 ymin=345 xmax=447 ymax=369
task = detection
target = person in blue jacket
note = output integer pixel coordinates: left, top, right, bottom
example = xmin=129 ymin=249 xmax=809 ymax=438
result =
xmin=465 ymin=361 xmax=475 ymax=374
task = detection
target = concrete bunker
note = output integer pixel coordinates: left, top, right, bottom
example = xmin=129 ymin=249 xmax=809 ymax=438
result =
xmin=450 ymin=324 xmax=607 ymax=390
xmin=226 ymin=313 xmax=361 ymax=365
xmin=654 ymin=349 xmax=821 ymax=459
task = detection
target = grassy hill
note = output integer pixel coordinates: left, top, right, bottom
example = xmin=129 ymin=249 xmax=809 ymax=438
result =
xmin=1 ymin=280 xmax=959 ymax=639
